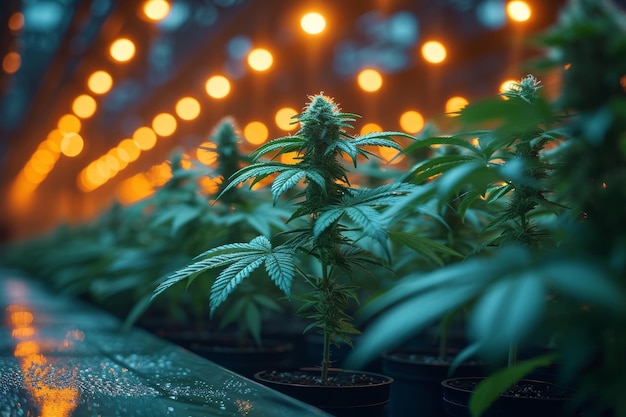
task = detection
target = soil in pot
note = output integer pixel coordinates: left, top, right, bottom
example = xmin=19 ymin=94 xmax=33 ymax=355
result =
xmin=254 ymin=368 xmax=394 ymax=417
xmin=383 ymin=350 xmax=486 ymax=417
xmin=441 ymin=377 xmax=579 ymax=417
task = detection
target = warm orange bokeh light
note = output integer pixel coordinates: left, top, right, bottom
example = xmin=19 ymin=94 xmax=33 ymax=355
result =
xmin=300 ymin=12 xmax=326 ymax=35
xmin=197 ymin=142 xmax=218 ymax=165
xmin=58 ymin=114 xmax=81 ymax=133
xmin=175 ymin=97 xmax=201 ymax=120
xmin=280 ymin=151 xmax=301 ymax=165
xmin=143 ymin=0 xmax=171 ymax=21
xmin=119 ymin=138 xmax=141 ymax=162
xmin=507 ymin=1 xmax=531 ymax=22
xmin=421 ymin=41 xmax=447 ymax=64
xmin=247 ymin=48 xmax=273 ymax=72
xmin=499 ymin=79 xmax=518 ymax=98
xmin=445 ymin=96 xmax=469 ymax=115
xmin=3 ymin=51 xmax=21 ymax=74
xmin=72 ymin=94 xmax=97 ymax=119
xmin=60 ymin=133 xmax=84 ymax=157
xmin=110 ymin=38 xmax=136 ymax=62
xmin=357 ymin=69 xmax=383 ymax=92
xmin=205 ymin=75 xmax=231 ymax=99
xmin=360 ymin=123 xmax=382 ymax=135
xmin=8 ymin=12 xmax=25 ymax=32
xmin=152 ymin=112 xmax=177 ymax=137
xmin=87 ymin=70 xmax=113 ymax=95
xmin=275 ymin=107 xmax=298 ymax=131
xmin=244 ymin=121 xmax=269 ymax=144
xmin=399 ymin=110 xmax=424 ymax=134
xmin=132 ymin=126 xmax=157 ymax=150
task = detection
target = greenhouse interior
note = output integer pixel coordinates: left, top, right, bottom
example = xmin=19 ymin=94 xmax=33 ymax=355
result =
xmin=1 ymin=0 xmax=626 ymax=416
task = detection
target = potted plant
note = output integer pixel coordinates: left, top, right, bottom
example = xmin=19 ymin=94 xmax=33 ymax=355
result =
xmin=153 ymin=93 xmax=422 ymax=416
xmin=347 ymin=0 xmax=626 ymax=416
xmin=132 ymin=118 xmax=298 ymax=377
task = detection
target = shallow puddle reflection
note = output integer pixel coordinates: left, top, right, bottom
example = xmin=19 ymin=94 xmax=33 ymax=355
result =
xmin=1 ymin=274 xmax=329 ymax=416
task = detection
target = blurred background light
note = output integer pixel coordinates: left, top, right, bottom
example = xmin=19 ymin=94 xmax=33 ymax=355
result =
xmin=87 ymin=71 xmax=113 ymax=95
xmin=300 ymin=12 xmax=326 ymax=35
xmin=109 ymin=38 xmax=136 ymax=63
xmin=175 ymin=97 xmax=201 ymax=120
xmin=60 ymin=133 xmax=84 ymax=157
xmin=152 ymin=113 xmax=177 ymax=137
xmin=57 ymin=114 xmax=81 ymax=134
xmin=247 ymin=48 xmax=273 ymax=72
xmin=421 ymin=40 xmax=446 ymax=64
xmin=205 ymin=75 xmax=231 ymax=99
xmin=132 ymin=127 xmax=157 ymax=151
xmin=507 ymin=1 xmax=532 ymax=22
xmin=357 ymin=68 xmax=383 ymax=92
xmin=445 ymin=96 xmax=469 ymax=115
xmin=72 ymin=95 xmax=97 ymax=119
xmin=399 ymin=110 xmax=424 ymax=134
xmin=275 ymin=107 xmax=298 ymax=131
xmin=143 ymin=0 xmax=171 ymax=22
xmin=244 ymin=121 xmax=269 ymax=144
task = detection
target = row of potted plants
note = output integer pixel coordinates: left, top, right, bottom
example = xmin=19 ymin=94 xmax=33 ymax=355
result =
xmin=2 ymin=0 xmax=625 ymax=416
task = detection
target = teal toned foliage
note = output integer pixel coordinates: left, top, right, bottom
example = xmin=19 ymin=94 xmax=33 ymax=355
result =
xmin=154 ymin=94 xmax=418 ymax=382
xmin=350 ymin=1 xmax=626 ymax=415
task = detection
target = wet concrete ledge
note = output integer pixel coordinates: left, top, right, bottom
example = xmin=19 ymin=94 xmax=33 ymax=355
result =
xmin=0 ymin=270 xmax=330 ymax=416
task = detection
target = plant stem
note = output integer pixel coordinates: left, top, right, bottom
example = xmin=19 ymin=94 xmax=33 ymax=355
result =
xmin=320 ymin=261 xmax=331 ymax=382
xmin=508 ymin=342 xmax=518 ymax=368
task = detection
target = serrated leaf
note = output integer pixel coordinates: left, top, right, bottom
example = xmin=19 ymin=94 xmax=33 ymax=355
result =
xmin=264 ymin=248 xmax=296 ymax=297
xmin=250 ymin=135 xmax=306 ymax=160
xmin=217 ymin=163 xmax=292 ymax=198
xmin=345 ymin=206 xmax=388 ymax=252
xmin=272 ymin=169 xmax=307 ymax=203
xmin=210 ymin=256 xmax=266 ymax=314
xmin=313 ymin=209 xmax=344 ymax=240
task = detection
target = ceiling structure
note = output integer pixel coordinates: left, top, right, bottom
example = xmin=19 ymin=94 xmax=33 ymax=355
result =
xmin=0 ymin=0 xmax=576 ymax=241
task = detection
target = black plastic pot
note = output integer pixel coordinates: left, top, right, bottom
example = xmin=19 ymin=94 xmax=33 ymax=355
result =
xmin=382 ymin=350 xmax=485 ymax=417
xmin=254 ymin=368 xmax=394 ymax=417
xmin=157 ymin=330 xmax=295 ymax=378
xmin=441 ymin=377 xmax=577 ymax=417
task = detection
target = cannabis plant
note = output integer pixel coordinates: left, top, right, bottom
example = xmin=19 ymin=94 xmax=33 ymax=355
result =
xmin=154 ymin=94 xmax=415 ymax=381
xmin=133 ymin=118 xmax=288 ymax=346
xmin=349 ymin=1 xmax=626 ymax=415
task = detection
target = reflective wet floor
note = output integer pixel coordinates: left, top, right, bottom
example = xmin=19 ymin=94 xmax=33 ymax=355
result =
xmin=0 ymin=271 xmax=330 ymax=416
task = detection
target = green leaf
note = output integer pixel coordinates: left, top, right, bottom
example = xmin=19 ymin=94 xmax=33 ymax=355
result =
xmin=470 ymin=272 xmax=546 ymax=351
xmin=217 ymin=163 xmax=292 ymax=198
xmin=542 ymin=259 xmax=623 ymax=310
xmin=250 ymin=135 xmax=306 ymax=160
xmin=210 ymin=256 xmax=266 ymax=314
xmin=347 ymin=282 xmax=483 ymax=368
xmin=402 ymin=134 xmax=486 ymax=156
xmin=437 ymin=162 xmax=500 ymax=201
xmin=345 ymin=206 xmax=388 ymax=249
xmin=389 ymin=231 xmax=464 ymax=266
xmin=313 ymin=208 xmax=343 ymax=240
xmin=244 ymin=302 xmax=262 ymax=346
xmin=403 ymin=155 xmax=477 ymax=184
xmin=272 ymin=169 xmax=307 ymax=203
xmin=263 ymin=248 xmax=296 ymax=297
xmin=469 ymin=353 xmax=558 ymax=417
